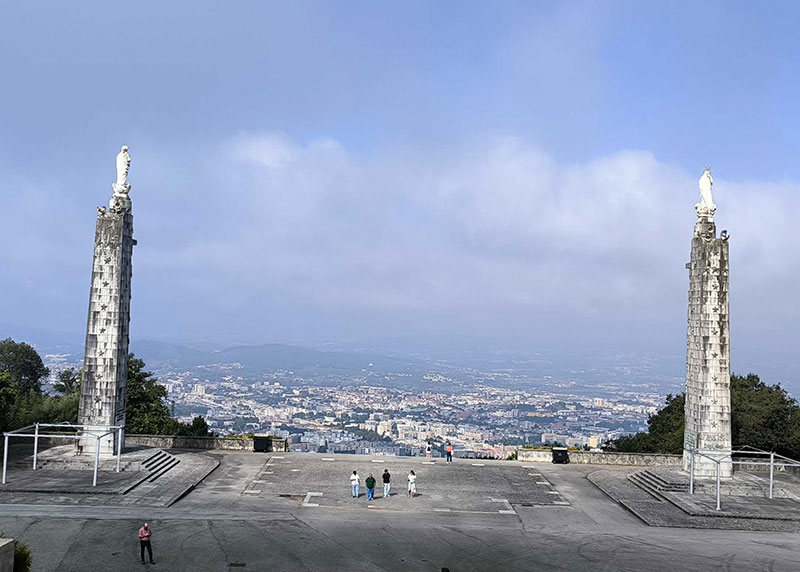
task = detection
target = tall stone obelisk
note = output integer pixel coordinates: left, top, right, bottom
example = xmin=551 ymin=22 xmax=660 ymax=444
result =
xmin=682 ymin=168 xmax=732 ymax=478
xmin=78 ymin=146 xmax=136 ymax=454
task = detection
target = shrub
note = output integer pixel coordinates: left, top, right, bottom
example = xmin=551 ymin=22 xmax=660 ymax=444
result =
xmin=14 ymin=540 xmax=32 ymax=572
xmin=0 ymin=534 xmax=32 ymax=572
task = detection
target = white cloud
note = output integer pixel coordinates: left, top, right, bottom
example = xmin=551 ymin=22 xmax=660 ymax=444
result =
xmin=2 ymin=132 xmax=799 ymax=354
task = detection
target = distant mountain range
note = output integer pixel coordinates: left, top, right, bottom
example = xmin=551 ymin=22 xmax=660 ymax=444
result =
xmin=130 ymin=339 xmax=423 ymax=375
xmin=4 ymin=321 xmax=795 ymax=395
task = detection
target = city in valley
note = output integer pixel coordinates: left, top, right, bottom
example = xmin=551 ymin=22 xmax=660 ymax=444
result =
xmin=171 ymin=378 xmax=659 ymax=457
xmin=42 ymin=343 xmax=670 ymax=457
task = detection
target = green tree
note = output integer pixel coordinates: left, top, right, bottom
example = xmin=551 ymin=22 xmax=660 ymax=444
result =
xmin=125 ymin=355 xmax=211 ymax=436
xmin=8 ymin=390 xmax=79 ymax=428
xmin=609 ymin=374 xmax=800 ymax=459
xmin=125 ymin=354 xmax=176 ymax=434
xmin=0 ymin=342 xmax=78 ymax=433
xmin=0 ymin=338 xmax=49 ymax=394
xmin=609 ymin=393 xmax=685 ymax=454
xmin=730 ymin=373 xmax=800 ymax=458
xmin=54 ymin=368 xmax=81 ymax=395
xmin=178 ymin=415 xmax=211 ymax=437
xmin=0 ymin=371 xmax=18 ymax=433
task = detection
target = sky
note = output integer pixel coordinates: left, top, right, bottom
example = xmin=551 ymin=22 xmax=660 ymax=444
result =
xmin=1 ymin=2 xmax=799 ymax=377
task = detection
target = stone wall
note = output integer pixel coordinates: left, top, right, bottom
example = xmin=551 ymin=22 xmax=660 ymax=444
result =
xmin=516 ymin=449 xmax=682 ymax=466
xmin=127 ymin=434 xmax=288 ymax=452
xmin=0 ymin=538 xmax=13 ymax=572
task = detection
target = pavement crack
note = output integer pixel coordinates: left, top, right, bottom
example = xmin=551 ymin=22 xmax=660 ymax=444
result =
xmin=440 ymin=526 xmax=559 ymax=571
xmin=207 ymin=519 xmax=231 ymax=565
xmin=292 ymin=514 xmax=393 ymax=571
xmin=53 ymin=518 xmax=90 ymax=572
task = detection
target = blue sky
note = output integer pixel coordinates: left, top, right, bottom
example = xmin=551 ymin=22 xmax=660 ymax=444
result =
xmin=1 ymin=2 xmax=799 ymax=374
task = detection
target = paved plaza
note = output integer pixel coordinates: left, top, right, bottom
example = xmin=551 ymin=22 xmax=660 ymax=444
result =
xmin=1 ymin=451 xmax=800 ymax=571
xmin=240 ymin=454 xmax=568 ymax=513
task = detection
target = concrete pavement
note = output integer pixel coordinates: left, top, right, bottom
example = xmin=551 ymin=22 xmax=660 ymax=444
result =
xmin=0 ymin=452 xmax=797 ymax=571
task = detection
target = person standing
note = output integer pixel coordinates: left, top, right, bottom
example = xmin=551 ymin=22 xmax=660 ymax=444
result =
xmin=446 ymin=442 xmax=453 ymax=463
xmin=138 ymin=522 xmax=154 ymax=564
xmin=382 ymin=469 xmax=391 ymax=498
xmin=426 ymin=441 xmax=432 ymax=461
xmin=350 ymin=470 xmax=360 ymax=498
xmin=407 ymin=470 xmax=417 ymax=499
xmin=365 ymin=473 xmax=376 ymax=501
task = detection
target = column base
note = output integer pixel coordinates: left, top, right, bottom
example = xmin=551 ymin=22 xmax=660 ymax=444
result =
xmin=682 ymin=448 xmax=733 ymax=479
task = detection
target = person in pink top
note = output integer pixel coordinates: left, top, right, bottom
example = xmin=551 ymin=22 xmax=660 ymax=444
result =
xmin=138 ymin=522 xmax=154 ymax=564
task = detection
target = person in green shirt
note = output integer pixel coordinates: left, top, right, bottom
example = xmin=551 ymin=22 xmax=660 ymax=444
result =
xmin=365 ymin=474 xmax=376 ymax=501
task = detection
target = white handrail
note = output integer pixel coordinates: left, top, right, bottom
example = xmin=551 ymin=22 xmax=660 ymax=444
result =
xmin=2 ymin=423 xmax=125 ymax=486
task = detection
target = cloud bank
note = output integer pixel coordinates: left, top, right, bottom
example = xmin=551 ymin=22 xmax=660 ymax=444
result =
xmin=2 ymin=133 xmax=798 ymax=362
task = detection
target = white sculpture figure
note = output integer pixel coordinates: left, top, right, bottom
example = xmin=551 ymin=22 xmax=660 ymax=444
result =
xmin=696 ymin=167 xmax=716 ymax=217
xmin=110 ymin=145 xmax=132 ymax=211
xmin=114 ymin=145 xmax=131 ymax=191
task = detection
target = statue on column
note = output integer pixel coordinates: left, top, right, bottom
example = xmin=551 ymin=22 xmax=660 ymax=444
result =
xmin=111 ymin=145 xmax=132 ymax=211
xmin=695 ymin=166 xmax=716 ymax=218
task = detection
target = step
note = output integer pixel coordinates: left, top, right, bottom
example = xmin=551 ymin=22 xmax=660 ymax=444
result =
xmin=628 ymin=473 xmax=667 ymax=502
xmin=640 ymin=470 xmax=689 ymax=492
xmin=634 ymin=471 xmax=675 ymax=492
xmin=148 ymin=457 xmax=180 ymax=482
xmin=142 ymin=451 xmax=168 ymax=470
xmin=141 ymin=450 xmax=165 ymax=467
xmin=144 ymin=453 xmax=174 ymax=474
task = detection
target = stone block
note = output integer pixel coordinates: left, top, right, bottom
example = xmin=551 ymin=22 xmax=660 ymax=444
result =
xmin=0 ymin=539 xmax=13 ymax=572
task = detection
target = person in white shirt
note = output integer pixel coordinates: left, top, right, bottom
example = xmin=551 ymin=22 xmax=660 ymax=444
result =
xmin=350 ymin=470 xmax=360 ymax=498
xmin=407 ymin=470 xmax=417 ymax=499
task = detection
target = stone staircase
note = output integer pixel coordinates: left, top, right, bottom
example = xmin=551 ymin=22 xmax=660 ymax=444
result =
xmin=119 ymin=449 xmax=217 ymax=506
xmin=118 ymin=450 xmax=180 ymax=495
xmin=141 ymin=450 xmax=180 ymax=482
xmin=628 ymin=469 xmax=689 ymax=500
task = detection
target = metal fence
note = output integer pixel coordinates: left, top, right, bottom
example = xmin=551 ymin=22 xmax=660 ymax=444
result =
xmin=2 ymin=422 xmax=124 ymax=487
xmin=687 ymin=445 xmax=800 ymax=511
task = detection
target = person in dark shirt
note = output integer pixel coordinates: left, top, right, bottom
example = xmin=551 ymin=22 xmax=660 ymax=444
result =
xmin=365 ymin=474 xmax=376 ymax=501
xmin=382 ymin=469 xmax=391 ymax=497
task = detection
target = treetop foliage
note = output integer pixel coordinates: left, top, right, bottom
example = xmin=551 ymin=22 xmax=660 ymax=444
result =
xmin=609 ymin=373 xmax=800 ymax=460
xmin=0 ymin=338 xmax=50 ymax=394
xmin=54 ymin=368 xmax=80 ymax=395
xmin=0 ymin=341 xmax=210 ymax=438
xmin=126 ymin=354 xmax=211 ymax=437
xmin=0 ymin=339 xmax=76 ymax=433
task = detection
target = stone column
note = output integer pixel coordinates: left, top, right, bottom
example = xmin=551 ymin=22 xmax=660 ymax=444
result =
xmin=682 ymin=181 xmax=732 ymax=478
xmin=77 ymin=168 xmax=136 ymax=454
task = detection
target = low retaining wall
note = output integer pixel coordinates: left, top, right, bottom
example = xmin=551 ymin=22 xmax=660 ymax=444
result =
xmin=516 ymin=449 xmax=682 ymax=466
xmin=734 ymin=460 xmax=800 ymax=477
xmin=127 ymin=434 xmax=288 ymax=452
xmin=0 ymin=538 xmax=13 ymax=572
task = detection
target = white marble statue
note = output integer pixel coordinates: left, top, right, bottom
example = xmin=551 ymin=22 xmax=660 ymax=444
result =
xmin=110 ymin=145 xmax=132 ymax=211
xmin=114 ymin=145 xmax=131 ymax=192
xmin=696 ymin=167 xmax=716 ymax=217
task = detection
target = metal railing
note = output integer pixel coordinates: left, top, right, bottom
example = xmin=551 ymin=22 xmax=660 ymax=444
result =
xmin=2 ymin=422 xmax=124 ymax=487
xmin=687 ymin=446 xmax=800 ymax=511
